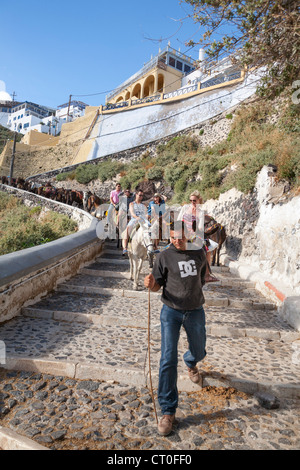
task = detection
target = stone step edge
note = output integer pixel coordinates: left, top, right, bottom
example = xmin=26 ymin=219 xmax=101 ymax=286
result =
xmin=95 ymin=257 xmax=231 ymax=272
xmin=2 ymin=356 xmax=300 ymax=399
xmin=0 ymin=426 xmax=49 ymax=451
xmin=81 ymin=268 xmax=257 ymax=289
xmin=21 ymin=307 xmax=299 ymax=342
xmin=56 ymin=284 xmax=276 ymax=310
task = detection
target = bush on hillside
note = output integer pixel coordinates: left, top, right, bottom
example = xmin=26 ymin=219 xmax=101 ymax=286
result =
xmin=49 ymin=96 xmax=299 ymax=202
xmin=146 ymin=166 xmax=164 ymax=180
xmin=56 ymin=170 xmax=76 ymax=182
xmin=75 ymin=164 xmax=98 ymax=184
xmin=97 ymin=160 xmax=124 ymax=182
xmin=120 ymin=167 xmax=146 ymax=190
xmin=0 ymin=193 xmax=78 ymax=255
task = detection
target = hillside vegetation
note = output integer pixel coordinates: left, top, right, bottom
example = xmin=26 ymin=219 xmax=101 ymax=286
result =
xmin=0 ymin=193 xmax=78 ymax=255
xmin=0 ymin=124 xmax=23 ymax=154
xmin=56 ymin=95 xmax=300 ymax=203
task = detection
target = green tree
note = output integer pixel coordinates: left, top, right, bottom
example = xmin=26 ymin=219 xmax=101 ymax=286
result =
xmin=182 ymin=0 xmax=300 ymax=97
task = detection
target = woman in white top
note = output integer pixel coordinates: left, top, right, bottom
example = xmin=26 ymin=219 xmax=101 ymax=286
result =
xmin=122 ymin=190 xmax=148 ymax=254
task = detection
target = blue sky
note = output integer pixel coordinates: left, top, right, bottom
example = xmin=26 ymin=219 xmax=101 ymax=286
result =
xmin=1 ymin=0 xmax=205 ymax=109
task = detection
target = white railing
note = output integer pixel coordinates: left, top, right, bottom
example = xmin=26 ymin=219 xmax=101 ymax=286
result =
xmin=104 ymin=70 xmax=242 ymax=112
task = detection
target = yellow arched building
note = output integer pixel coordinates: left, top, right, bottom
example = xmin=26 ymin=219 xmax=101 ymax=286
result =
xmin=106 ymin=45 xmax=196 ymax=105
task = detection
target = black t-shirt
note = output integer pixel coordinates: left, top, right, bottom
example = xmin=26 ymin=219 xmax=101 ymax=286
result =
xmin=152 ymin=244 xmax=207 ymax=311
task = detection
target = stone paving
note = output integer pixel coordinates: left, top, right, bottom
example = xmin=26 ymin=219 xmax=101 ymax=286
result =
xmin=0 ymin=241 xmax=300 ymax=451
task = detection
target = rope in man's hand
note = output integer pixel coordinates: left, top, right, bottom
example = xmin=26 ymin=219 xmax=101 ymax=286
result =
xmin=147 ymin=283 xmax=158 ymax=425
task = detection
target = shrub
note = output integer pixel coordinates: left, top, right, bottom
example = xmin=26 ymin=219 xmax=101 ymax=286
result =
xmin=233 ymin=148 xmax=276 ymax=193
xmin=75 ymin=164 xmax=98 ymax=184
xmin=275 ymin=140 xmax=300 ymax=181
xmin=198 ymin=157 xmax=223 ymax=190
xmin=120 ymin=167 xmax=146 ymax=190
xmin=147 ymin=166 xmax=164 ymax=180
xmin=0 ymin=193 xmax=78 ymax=255
xmin=55 ymin=171 xmax=76 ymax=181
xmin=156 ymin=135 xmax=199 ymax=167
xmin=278 ymin=103 xmax=300 ymax=134
xmin=97 ymin=160 xmax=124 ymax=182
xmin=164 ymin=164 xmax=187 ymax=188
xmin=174 ymin=177 xmax=187 ymax=193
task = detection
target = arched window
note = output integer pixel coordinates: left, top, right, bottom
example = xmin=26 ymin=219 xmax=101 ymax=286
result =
xmin=132 ymin=83 xmax=141 ymax=99
xmin=143 ymin=75 xmax=155 ymax=98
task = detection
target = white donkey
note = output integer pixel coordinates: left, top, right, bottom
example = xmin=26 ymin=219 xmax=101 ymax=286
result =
xmin=127 ymin=221 xmax=155 ymax=290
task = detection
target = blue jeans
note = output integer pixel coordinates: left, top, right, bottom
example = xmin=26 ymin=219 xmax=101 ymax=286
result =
xmin=158 ymin=304 xmax=206 ymax=415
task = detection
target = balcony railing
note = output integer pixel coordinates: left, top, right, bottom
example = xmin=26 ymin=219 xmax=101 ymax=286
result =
xmin=131 ymin=95 xmax=161 ymax=106
xmin=102 ymin=101 xmax=129 ymax=112
xmin=200 ymin=71 xmax=241 ymax=90
xmin=103 ymin=70 xmax=242 ymax=112
xmin=163 ymin=84 xmax=198 ymax=100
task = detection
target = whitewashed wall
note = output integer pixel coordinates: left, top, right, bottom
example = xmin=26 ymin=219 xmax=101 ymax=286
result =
xmin=88 ymin=70 xmax=262 ymax=160
xmin=203 ymin=166 xmax=300 ymax=297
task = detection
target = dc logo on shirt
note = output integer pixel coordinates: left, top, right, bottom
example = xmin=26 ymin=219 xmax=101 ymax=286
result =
xmin=178 ymin=260 xmax=197 ymax=278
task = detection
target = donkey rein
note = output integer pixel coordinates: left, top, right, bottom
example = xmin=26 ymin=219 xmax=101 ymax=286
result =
xmin=148 ymin=287 xmax=158 ymax=425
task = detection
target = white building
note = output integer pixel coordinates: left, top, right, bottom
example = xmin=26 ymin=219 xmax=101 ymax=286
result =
xmin=181 ymin=49 xmax=241 ymax=90
xmin=0 ymin=89 xmax=19 ymax=129
xmin=56 ymin=100 xmax=87 ymax=123
xmin=6 ymin=101 xmax=56 ymax=135
xmin=5 ymin=100 xmax=88 ymax=136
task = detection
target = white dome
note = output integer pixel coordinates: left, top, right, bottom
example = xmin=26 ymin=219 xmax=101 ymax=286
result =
xmin=0 ymin=91 xmax=12 ymax=103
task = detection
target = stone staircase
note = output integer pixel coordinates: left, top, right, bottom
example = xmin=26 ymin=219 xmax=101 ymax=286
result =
xmin=1 ymin=240 xmax=299 ymax=399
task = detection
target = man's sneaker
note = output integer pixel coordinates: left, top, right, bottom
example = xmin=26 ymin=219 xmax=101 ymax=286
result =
xmin=188 ymin=366 xmax=200 ymax=384
xmin=157 ymin=414 xmax=175 ymax=436
xmin=122 ymin=249 xmax=128 ymax=255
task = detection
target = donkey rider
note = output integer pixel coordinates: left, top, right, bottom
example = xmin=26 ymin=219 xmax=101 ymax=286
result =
xmin=122 ymin=190 xmax=148 ymax=255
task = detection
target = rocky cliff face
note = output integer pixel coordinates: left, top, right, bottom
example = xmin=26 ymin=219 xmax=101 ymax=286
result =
xmin=203 ymin=166 xmax=300 ymax=295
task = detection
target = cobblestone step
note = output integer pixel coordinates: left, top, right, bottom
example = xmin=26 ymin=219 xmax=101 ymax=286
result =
xmin=1 ymin=240 xmax=300 ymax=450
xmin=21 ymin=288 xmax=297 ymax=342
xmin=55 ymin=282 xmax=275 ymax=311
xmin=1 ymin=367 xmax=300 ymax=451
xmin=82 ymin=267 xmax=257 ymax=289
xmin=1 ymin=312 xmax=299 ymax=399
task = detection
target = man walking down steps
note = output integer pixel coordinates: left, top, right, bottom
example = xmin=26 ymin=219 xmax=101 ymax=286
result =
xmin=144 ymin=218 xmax=207 ymax=436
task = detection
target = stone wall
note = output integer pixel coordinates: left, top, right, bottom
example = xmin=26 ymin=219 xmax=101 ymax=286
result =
xmin=203 ymin=166 xmax=300 ymax=298
xmin=0 ymin=185 xmax=103 ymax=323
xmin=27 ymin=103 xmax=240 ymax=188
xmin=0 ymin=184 xmax=92 ymax=231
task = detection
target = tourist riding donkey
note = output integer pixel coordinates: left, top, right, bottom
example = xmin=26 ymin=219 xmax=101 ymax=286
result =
xmin=121 ymin=189 xmax=154 ymax=290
